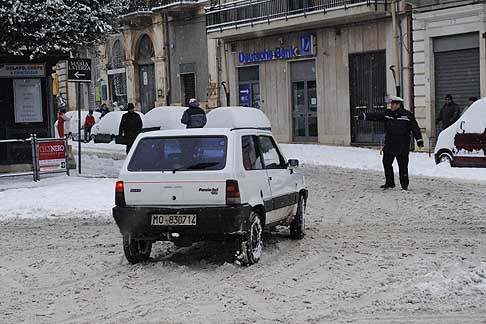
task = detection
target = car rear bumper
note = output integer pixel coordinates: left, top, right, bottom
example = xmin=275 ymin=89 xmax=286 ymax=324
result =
xmin=112 ymin=204 xmax=252 ymax=241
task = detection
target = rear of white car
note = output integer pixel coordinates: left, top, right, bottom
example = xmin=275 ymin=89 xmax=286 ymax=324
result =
xmin=113 ymin=113 xmax=308 ymax=265
xmin=113 ymin=129 xmax=255 ymax=261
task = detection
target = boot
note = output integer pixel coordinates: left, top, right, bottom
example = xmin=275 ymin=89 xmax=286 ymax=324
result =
xmin=380 ymin=183 xmax=395 ymax=189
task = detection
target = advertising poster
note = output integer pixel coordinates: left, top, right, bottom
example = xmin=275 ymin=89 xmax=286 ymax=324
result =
xmin=38 ymin=140 xmax=67 ymax=172
xmin=13 ymin=79 xmax=43 ymax=123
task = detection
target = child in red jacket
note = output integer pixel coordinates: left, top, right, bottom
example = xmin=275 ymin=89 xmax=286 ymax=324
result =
xmin=84 ymin=110 xmax=96 ymax=143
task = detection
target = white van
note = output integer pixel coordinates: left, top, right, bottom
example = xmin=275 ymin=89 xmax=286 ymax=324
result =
xmin=113 ymin=107 xmax=308 ymax=265
xmin=435 ymin=98 xmax=486 ymax=167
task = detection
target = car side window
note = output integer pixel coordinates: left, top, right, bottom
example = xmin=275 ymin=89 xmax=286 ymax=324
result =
xmin=242 ymin=135 xmax=263 ymax=170
xmin=258 ymin=136 xmax=286 ymax=169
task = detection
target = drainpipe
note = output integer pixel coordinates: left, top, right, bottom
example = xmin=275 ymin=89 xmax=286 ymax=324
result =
xmin=164 ymin=13 xmax=171 ymax=105
xmin=407 ymin=7 xmax=414 ymax=113
xmin=391 ymin=0 xmax=401 ymax=97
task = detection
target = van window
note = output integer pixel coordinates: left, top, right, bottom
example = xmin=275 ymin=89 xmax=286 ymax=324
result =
xmin=242 ymin=135 xmax=263 ymax=170
xmin=258 ymin=136 xmax=286 ymax=169
xmin=128 ymin=136 xmax=227 ymax=172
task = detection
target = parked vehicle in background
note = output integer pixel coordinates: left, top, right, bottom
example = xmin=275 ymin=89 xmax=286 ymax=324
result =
xmin=113 ymin=107 xmax=307 ymax=265
xmin=435 ymin=97 xmax=486 ymax=167
xmin=91 ymin=111 xmax=144 ymax=143
xmin=54 ymin=111 xmax=101 ymax=141
xmin=142 ymin=106 xmax=186 ymax=132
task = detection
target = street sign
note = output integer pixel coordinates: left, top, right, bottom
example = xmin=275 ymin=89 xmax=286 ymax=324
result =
xmin=67 ymin=59 xmax=92 ymax=83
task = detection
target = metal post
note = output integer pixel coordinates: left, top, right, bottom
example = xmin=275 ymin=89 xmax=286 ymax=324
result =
xmin=65 ymin=136 xmax=70 ymax=176
xmin=77 ymin=82 xmax=82 ymax=174
xmin=30 ymin=134 xmax=36 ymax=182
xmin=33 ymin=134 xmax=40 ymax=181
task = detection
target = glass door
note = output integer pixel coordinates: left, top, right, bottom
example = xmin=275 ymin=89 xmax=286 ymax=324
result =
xmin=291 ymin=60 xmax=317 ymax=142
xmin=292 ymin=80 xmax=318 ymax=142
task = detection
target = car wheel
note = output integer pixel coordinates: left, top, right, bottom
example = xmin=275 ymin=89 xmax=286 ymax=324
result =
xmin=438 ymin=152 xmax=452 ymax=166
xmin=238 ymin=212 xmax=263 ymax=266
xmin=122 ymin=235 xmax=152 ymax=264
xmin=290 ymin=194 xmax=306 ymax=240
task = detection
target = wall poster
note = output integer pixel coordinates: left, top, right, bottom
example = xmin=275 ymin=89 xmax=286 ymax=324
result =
xmin=13 ymin=79 xmax=43 ymax=123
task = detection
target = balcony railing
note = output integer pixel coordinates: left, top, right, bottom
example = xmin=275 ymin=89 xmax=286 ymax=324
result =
xmin=123 ymin=0 xmax=201 ymax=15
xmin=206 ymin=0 xmax=387 ymax=32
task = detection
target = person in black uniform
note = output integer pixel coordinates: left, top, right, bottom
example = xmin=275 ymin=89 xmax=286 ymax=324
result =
xmin=357 ymin=96 xmax=424 ymax=190
xmin=119 ymin=103 xmax=143 ymax=154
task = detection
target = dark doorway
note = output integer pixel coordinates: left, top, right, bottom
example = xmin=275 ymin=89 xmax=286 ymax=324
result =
xmin=137 ymin=35 xmax=156 ymax=113
xmin=349 ymin=51 xmax=386 ymax=144
xmin=181 ymin=73 xmax=196 ymax=106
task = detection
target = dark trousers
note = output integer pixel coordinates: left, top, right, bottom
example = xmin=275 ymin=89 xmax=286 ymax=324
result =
xmin=126 ymin=137 xmax=136 ymax=154
xmin=382 ymin=152 xmax=409 ymax=189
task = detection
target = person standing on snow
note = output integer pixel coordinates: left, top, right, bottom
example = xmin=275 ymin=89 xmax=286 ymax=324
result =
xmin=356 ymin=96 xmax=424 ymax=190
xmin=436 ymin=94 xmax=460 ymax=131
xmin=84 ymin=110 xmax=96 ymax=143
xmin=119 ymin=103 xmax=143 ymax=154
xmin=57 ymin=108 xmax=71 ymax=138
xmin=181 ymin=98 xmax=207 ymax=128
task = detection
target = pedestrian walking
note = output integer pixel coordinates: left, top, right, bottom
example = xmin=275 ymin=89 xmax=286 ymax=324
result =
xmin=181 ymin=98 xmax=207 ymax=129
xmin=437 ymin=94 xmax=460 ymax=130
xmin=84 ymin=110 xmax=96 ymax=143
xmin=357 ymin=96 xmax=424 ymax=190
xmin=462 ymin=96 xmax=478 ymax=115
xmin=118 ymin=103 xmax=143 ymax=154
xmin=57 ymin=108 xmax=70 ymax=138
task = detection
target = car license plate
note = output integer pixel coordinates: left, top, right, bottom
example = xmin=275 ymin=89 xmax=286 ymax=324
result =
xmin=151 ymin=214 xmax=196 ymax=226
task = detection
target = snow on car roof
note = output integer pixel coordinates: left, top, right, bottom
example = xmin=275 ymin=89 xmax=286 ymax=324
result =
xmin=206 ymin=107 xmax=272 ymax=130
xmin=143 ymin=106 xmax=186 ymax=130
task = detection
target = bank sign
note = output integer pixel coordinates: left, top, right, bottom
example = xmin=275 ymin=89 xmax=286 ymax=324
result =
xmin=239 ymin=35 xmax=315 ymax=64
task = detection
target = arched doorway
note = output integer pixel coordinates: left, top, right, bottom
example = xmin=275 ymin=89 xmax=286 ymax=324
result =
xmin=108 ymin=40 xmax=127 ymax=108
xmin=137 ymin=35 xmax=156 ymax=113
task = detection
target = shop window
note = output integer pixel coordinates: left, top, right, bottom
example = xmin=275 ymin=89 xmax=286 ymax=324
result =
xmin=238 ymin=66 xmax=260 ymax=109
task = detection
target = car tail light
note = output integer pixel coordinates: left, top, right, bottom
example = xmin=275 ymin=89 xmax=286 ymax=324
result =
xmin=115 ymin=181 xmax=126 ymax=207
xmin=226 ymin=180 xmax=241 ymax=205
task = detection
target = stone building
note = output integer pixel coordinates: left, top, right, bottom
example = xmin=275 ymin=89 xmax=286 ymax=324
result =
xmin=205 ymin=0 xmax=417 ymax=145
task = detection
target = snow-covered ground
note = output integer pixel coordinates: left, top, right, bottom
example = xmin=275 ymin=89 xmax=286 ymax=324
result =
xmin=1 ymin=142 xmax=486 ymax=323
xmin=2 ymin=142 xmax=485 ymax=222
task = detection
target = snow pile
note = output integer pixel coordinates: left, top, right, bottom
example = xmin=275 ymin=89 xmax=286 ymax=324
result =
xmin=281 ymin=144 xmax=486 ymax=182
xmin=0 ymin=177 xmax=114 ymax=220
xmin=415 ymin=262 xmax=486 ymax=299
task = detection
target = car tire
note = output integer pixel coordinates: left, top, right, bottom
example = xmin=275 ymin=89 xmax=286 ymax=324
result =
xmin=238 ymin=212 xmax=263 ymax=266
xmin=438 ymin=152 xmax=452 ymax=166
xmin=122 ymin=235 xmax=152 ymax=264
xmin=290 ymin=194 xmax=305 ymax=240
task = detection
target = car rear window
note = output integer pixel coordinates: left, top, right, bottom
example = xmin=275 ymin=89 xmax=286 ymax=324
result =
xmin=128 ymin=136 xmax=227 ymax=172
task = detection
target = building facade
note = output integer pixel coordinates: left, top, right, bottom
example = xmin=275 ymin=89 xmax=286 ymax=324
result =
xmin=96 ymin=0 xmax=215 ymax=113
xmin=411 ymin=0 xmax=486 ymax=148
xmin=206 ymin=0 xmax=415 ymax=145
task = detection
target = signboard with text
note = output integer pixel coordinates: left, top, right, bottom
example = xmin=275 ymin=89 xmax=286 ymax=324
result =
xmin=239 ymin=83 xmax=252 ymax=107
xmin=238 ymin=34 xmax=315 ymax=64
xmin=13 ymin=79 xmax=43 ymax=123
xmin=68 ymin=59 xmax=92 ymax=82
xmin=38 ymin=140 xmax=67 ymax=172
xmin=0 ymin=64 xmax=45 ymax=78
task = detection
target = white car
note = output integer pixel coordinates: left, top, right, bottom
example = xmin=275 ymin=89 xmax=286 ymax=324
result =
xmin=435 ymin=97 xmax=486 ymax=167
xmin=54 ymin=111 xmax=101 ymax=140
xmin=113 ymin=107 xmax=308 ymax=265
xmin=142 ymin=106 xmax=186 ymax=132
xmin=91 ymin=111 xmax=144 ymax=143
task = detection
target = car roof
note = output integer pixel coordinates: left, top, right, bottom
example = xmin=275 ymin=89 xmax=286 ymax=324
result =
xmin=139 ymin=127 xmax=271 ymax=139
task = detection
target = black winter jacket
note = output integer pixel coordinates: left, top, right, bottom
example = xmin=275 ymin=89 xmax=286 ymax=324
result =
xmin=181 ymin=107 xmax=207 ymax=128
xmin=361 ymin=108 xmax=423 ymax=155
xmin=119 ymin=111 xmax=143 ymax=139
xmin=437 ymin=102 xmax=460 ymax=129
